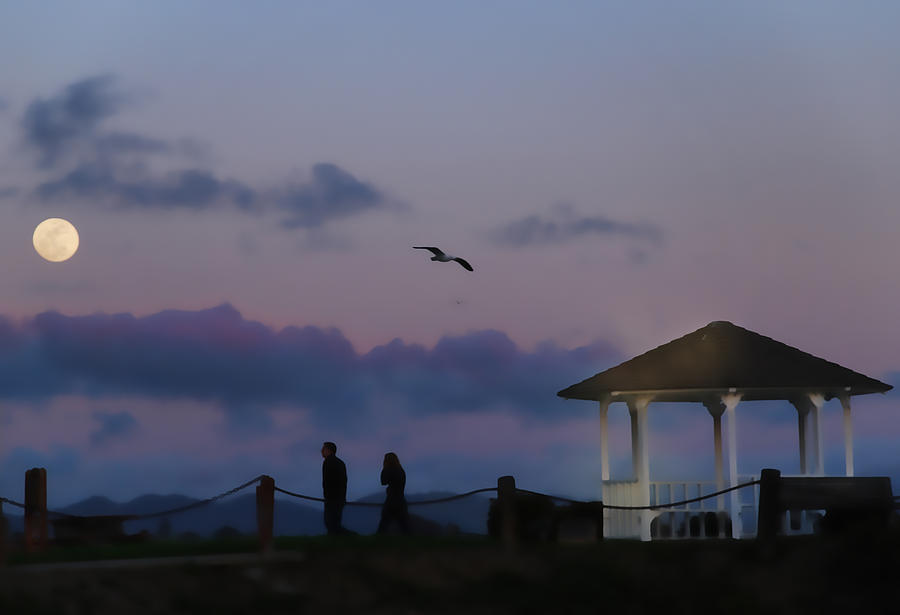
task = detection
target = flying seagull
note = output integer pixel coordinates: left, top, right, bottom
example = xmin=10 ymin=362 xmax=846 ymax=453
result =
xmin=413 ymin=246 xmax=474 ymax=271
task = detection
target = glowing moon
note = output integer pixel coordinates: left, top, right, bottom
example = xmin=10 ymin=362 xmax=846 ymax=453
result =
xmin=33 ymin=218 xmax=80 ymax=262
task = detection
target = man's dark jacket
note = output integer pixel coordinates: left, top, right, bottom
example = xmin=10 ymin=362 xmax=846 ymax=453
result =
xmin=322 ymin=455 xmax=348 ymax=502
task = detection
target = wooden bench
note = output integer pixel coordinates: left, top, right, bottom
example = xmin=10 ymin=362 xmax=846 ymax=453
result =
xmin=757 ymin=469 xmax=894 ymax=539
xmin=552 ymin=501 xmax=604 ymax=543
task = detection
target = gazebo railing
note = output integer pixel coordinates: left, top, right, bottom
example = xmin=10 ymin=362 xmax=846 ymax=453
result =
xmin=602 ymin=480 xmax=643 ymax=538
xmin=602 ymin=476 xmax=763 ymax=539
xmin=604 ymin=474 xmax=826 ymax=540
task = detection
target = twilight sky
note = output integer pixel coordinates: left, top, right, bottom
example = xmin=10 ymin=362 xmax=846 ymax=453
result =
xmin=1 ymin=1 xmax=899 ymax=509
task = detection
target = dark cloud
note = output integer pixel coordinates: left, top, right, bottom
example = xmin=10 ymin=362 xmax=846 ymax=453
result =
xmin=90 ymin=411 xmax=139 ymax=446
xmin=278 ymin=163 xmax=386 ymax=229
xmin=22 ymin=76 xmax=256 ymax=212
xmin=491 ymin=204 xmax=663 ymax=247
xmin=37 ymin=163 xmax=257 ymax=211
xmin=0 ymin=186 xmax=19 ymax=199
xmin=0 ymin=96 xmax=9 ymax=112
xmin=94 ymin=132 xmax=169 ymax=157
xmin=24 ymin=77 xmax=396 ymax=225
xmin=0 ymin=305 xmax=621 ymax=429
xmin=22 ymin=75 xmax=126 ymax=168
xmin=36 ymin=158 xmax=390 ymax=220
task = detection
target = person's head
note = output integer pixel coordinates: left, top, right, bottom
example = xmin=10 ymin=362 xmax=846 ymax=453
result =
xmin=321 ymin=442 xmax=337 ymax=458
xmin=383 ymin=452 xmax=401 ymax=469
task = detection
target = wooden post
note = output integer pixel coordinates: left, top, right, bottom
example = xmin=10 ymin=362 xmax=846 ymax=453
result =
xmin=497 ymin=476 xmax=517 ymax=550
xmin=256 ymin=475 xmax=275 ymax=554
xmin=756 ymin=468 xmax=781 ymax=544
xmin=0 ymin=500 xmax=8 ymax=566
xmin=594 ymin=501 xmax=604 ymax=543
xmin=24 ymin=468 xmax=48 ymax=552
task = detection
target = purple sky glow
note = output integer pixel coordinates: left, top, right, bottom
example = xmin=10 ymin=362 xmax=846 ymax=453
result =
xmin=1 ymin=1 xmax=899 ymax=508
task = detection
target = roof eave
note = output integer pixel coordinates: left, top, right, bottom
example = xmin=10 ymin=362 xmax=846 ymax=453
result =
xmin=558 ymin=384 xmax=892 ymax=403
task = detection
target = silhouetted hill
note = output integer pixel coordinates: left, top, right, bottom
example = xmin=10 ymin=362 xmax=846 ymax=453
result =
xmin=61 ymin=495 xmax=119 ymax=515
xmin=1 ymin=490 xmax=492 ymax=538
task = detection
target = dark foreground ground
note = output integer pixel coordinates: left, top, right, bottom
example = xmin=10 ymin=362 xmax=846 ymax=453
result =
xmin=1 ymin=531 xmax=898 ymax=615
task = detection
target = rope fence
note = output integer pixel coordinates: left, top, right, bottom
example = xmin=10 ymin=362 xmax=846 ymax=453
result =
xmin=2 ymin=477 xmax=763 ymax=556
xmin=132 ymin=475 xmax=265 ymax=520
xmin=273 ymin=486 xmax=500 ymax=507
xmin=513 ymin=490 xmax=587 ymax=505
xmin=1 ymin=475 xmax=265 ymax=521
xmin=584 ymin=480 xmax=760 ymax=511
xmin=272 ymin=481 xmax=764 ymax=510
xmin=0 ymin=478 xmax=764 ymax=518
xmin=0 ymin=497 xmax=25 ymax=510
xmin=3 ymin=471 xmax=893 ymax=555
xmin=404 ymin=487 xmax=499 ymax=505
xmin=1 ymin=496 xmax=78 ymax=519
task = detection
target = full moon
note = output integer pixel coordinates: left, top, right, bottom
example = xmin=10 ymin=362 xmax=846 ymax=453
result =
xmin=33 ymin=218 xmax=80 ymax=262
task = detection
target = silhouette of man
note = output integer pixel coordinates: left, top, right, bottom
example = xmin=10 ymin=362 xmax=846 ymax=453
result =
xmin=321 ymin=441 xmax=349 ymax=535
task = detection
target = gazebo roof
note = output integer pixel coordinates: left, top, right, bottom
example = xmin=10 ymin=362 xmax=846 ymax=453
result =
xmin=557 ymin=321 xmax=892 ymax=403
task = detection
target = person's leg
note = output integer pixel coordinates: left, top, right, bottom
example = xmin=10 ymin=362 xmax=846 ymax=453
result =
xmin=399 ymin=501 xmax=410 ymax=534
xmin=336 ymin=502 xmax=353 ymax=534
xmin=324 ymin=501 xmax=339 ymax=535
xmin=377 ymin=506 xmax=391 ymax=534
xmin=380 ymin=502 xmax=407 ymax=534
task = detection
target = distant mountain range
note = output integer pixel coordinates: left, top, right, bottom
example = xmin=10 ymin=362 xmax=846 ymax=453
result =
xmin=1 ymin=491 xmax=493 ymax=538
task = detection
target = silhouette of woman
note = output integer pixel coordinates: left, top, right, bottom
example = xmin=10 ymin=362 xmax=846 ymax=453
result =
xmin=377 ymin=452 xmax=410 ymax=534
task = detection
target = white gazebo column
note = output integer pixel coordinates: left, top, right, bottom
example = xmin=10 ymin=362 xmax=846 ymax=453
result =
xmin=703 ymin=400 xmax=726 ymax=509
xmin=807 ymin=393 xmax=825 ymax=476
xmin=839 ymin=394 xmax=854 ymax=477
xmin=627 ymin=396 xmax=653 ymax=541
xmin=791 ymin=398 xmax=810 ymax=475
xmin=722 ymin=393 xmax=742 ymax=538
xmin=792 ymin=395 xmax=825 ymax=476
xmin=598 ymin=399 xmax=611 ymax=497
xmin=628 ymin=404 xmax=640 ymax=480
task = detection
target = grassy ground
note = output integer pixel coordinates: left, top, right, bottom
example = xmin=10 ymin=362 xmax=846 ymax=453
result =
xmin=2 ymin=531 xmax=898 ymax=614
xmin=3 ymin=533 xmax=493 ymax=566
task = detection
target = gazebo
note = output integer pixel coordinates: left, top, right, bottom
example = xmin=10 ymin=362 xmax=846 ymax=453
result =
xmin=557 ymin=321 xmax=892 ymax=541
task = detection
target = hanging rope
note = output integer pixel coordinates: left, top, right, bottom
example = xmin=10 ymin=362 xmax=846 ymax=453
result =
xmin=0 ymin=496 xmax=26 ymax=510
xmin=130 ymin=475 xmax=266 ymax=520
xmin=274 ymin=486 xmax=499 ymax=507
xmin=1 ymin=478 xmax=762 ymax=521
xmin=596 ymin=480 xmax=760 ymax=510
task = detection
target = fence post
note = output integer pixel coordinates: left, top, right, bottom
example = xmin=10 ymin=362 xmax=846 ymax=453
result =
xmin=594 ymin=502 xmax=604 ymax=543
xmin=497 ymin=475 xmax=516 ymax=550
xmin=757 ymin=468 xmax=781 ymax=544
xmin=1 ymin=500 xmax=8 ymax=566
xmin=24 ymin=468 xmax=48 ymax=552
xmin=256 ymin=475 xmax=275 ymax=555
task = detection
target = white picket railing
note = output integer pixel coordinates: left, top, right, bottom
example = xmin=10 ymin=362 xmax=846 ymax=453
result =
xmin=602 ymin=476 xmax=763 ymax=539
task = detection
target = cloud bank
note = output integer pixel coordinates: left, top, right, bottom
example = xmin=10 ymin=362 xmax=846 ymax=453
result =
xmin=0 ymin=304 xmax=621 ymax=429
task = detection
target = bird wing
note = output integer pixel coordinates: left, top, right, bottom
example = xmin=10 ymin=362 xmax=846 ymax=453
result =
xmin=453 ymin=257 xmax=474 ymax=271
xmin=413 ymin=246 xmax=444 ymax=256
